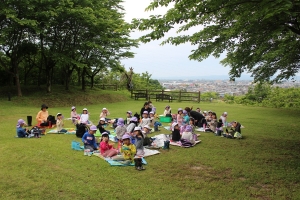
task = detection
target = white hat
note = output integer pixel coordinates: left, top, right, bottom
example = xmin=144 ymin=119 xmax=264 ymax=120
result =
xmin=83 ymin=108 xmax=88 ymax=111
xmin=143 ymin=125 xmax=152 ymax=130
xmin=100 ymin=118 xmax=105 ymax=121
xmin=102 ymin=108 xmax=107 ymax=110
xmin=134 ymin=127 xmax=142 ymax=131
xmin=56 ymin=113 xmax=62 ymax=116
xmin=224 ymin=112 xmax=228 ymax=115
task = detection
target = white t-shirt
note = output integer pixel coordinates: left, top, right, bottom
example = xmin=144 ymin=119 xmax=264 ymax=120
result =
xmin=80 ymin=114 xmax=89 ymax=124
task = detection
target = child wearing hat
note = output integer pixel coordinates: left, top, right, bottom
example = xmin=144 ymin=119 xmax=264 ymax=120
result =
xmin=177 ymin=108 xmax=183 ymax=126
xmin=124 ymin=111 xmax=132 ymax=125
xmin=181 ymin=125 xmax=195 ymax=144
xmin=80 ymin=108 xmax=90 ymax=124
xmin=138 ymin=111 xmax=151 ymax=128
xmin=56 ymin=113 xmax=67 ymax=133
xmin=71 ymin=106 xmax=79 ymax=125
xmin=16 ymin=119 xmax=29 ymax=138
xmin=99 ymin=108 xmax=111 ymax=122
xmin=171 ymin=122 xmax=181 ymax=142
xmin=163 ymin=105 xmax=172 ymax=117
xmin=142 ymin=125 xmax=153 ymax=146
xmin=220 ymin=112 xmax=228 ymax=127
xmin=96 ymin=118 xmax=110 ymax=134
xmin=82 ymin=125 xmax=99 ymax=151
xmin=126 ymin=117 xmax=138 ymax=134
xmin=36 ymin=104 xmax=49 ymax=126
xmin=99 ymin=132 xmax=118 ymax=158
xmin=112 ymin=134 xmax=136 ymax=165
xmin=115 ymin=118 xmax=126 ymax=142
xmin=133 ymin=127 xmax=146 ymax=170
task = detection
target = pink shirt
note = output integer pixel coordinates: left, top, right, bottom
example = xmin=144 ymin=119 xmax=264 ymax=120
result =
xmin=100 ymin=141 xmax=113 ymax=154
xmin=177 ymin=114 xmax=183 ymax=126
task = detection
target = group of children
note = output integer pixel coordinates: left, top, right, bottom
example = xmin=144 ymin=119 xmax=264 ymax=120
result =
xmin=163 ymin=105 xmax=242 ymax=141
xmin=16 ymin=103 xmax=242 ymax=171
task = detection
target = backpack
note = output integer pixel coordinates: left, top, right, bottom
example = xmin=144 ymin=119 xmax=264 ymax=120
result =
xmin=30 ymin=126 xmax=41 ymax=138
xmin=76 ymin=123 xmax=89 ymax=138
xmin=47 ymin=115 xmax=56 ymax=124
xmin=134 ymin=112 xmax=140 ymax=122
xmin=112 ymin=118 xmax=118 ymax=129
xmin=180 ymin=139 xmax=193 ymax=147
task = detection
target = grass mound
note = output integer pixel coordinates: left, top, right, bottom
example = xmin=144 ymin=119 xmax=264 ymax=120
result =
xmin=0 ymin=85 xmax=130 ymax=107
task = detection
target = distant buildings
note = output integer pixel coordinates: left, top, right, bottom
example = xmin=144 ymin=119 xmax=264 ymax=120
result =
xmin=158 ymin=79 xmax=300 ymax=96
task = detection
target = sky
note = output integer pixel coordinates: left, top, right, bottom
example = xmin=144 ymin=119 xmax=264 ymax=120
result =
xmin=120 ymin=0 xmax=234 ymax=80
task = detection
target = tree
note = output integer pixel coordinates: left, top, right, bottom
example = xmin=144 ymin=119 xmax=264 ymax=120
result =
xmin=132 ymin=0 xmax=300 ymax=83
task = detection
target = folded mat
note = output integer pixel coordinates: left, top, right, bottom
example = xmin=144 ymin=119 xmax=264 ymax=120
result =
xmin=47 ymin=128 xmax=76 ymax=134
xmin=105 ymin=157 xmax=147 ymax=166
xmin=170 ymin=140 xmax=201 ymax=148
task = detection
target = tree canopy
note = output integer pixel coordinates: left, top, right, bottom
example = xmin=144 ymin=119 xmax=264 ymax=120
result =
xmin=0 ymin=0 xmax=137 ymax=96
xmin=132 ymin=0 xmax=300 ymax=83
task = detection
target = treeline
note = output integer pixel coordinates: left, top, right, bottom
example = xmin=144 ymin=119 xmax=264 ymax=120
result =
xmin=224 ymin=83 xmax=300 ymax=108
xmin=0 ymin=0 xmax=138 ymax=96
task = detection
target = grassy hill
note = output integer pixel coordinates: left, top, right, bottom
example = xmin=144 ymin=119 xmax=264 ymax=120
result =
xmin=0 ymin=87 xmax=299 ymax=199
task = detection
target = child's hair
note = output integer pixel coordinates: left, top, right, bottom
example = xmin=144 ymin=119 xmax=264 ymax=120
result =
xmin=144 ymin=102 xmax=149 ymax=107
xmin=100 ymin=134 xmax=109 ymax=142
xmin=189 ymin=117 xmax=195 ymax=123
xmin=135 ymin=130 xmax=144 ymax=138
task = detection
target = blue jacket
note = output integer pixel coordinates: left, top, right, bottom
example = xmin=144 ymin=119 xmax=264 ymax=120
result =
xmin=16 ymin=127 xmax=27 ymax=138
xmin=82 ymin=132 xmax=97 ymax=148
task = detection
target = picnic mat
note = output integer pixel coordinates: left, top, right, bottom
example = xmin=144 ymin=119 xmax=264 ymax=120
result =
xmin=170 ymin=140 xmax=201 ymax=148
xmin=47 ymin=128 xmax=76 ymax=134
xmin=164 ymin=126 xmax=171 ymax=131
xmin=93 ymin=153 xmax=147 ymax=166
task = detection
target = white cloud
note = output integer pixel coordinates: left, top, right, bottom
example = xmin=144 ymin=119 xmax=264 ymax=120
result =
xmin=120 ymin=0 xmax=235 ymax=79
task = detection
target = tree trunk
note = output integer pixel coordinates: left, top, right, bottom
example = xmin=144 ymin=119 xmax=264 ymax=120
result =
xmin=12 ymin=60 xmax=22 ymax=96
xmin=81 ymin=67 xmax=86 ymax=91
xmin=15 ymin=73 xmax=22 ymax=97
xmin=90 ymin=75 xmax=94 ymax=89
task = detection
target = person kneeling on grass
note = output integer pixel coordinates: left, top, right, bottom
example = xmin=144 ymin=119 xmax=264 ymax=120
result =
xmin=16 ymin=119 xmax=30 ymax=138
xmin=112 ymin=134 xmax=136 ymax=165
xmin=99 ymin=132 xmax=118 ymax=158
xmin=82 ymin=125 xmax=99 ymax=151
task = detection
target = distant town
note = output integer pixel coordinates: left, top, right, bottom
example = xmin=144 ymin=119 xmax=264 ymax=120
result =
xmin=158 ymin=79 xmax=300 ymax=96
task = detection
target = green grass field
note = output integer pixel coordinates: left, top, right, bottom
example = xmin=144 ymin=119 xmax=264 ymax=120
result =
xmin=0 ymin=90 xmax=300 ymax=200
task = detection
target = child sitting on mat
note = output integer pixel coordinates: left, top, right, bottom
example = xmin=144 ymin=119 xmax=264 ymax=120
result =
xmin=124 ymin=111 xmax=132 ymax=125
xmin=97 ymin=118 xmax=110 ymax=134
xmin=99 ymin=132 xmax=118 ymax=158
xmin=134 ymin=129 xmax=146 ymax=171
xmin=16 ymin=119 xmax=29 ymax=138
xmin=171 ymin=122 xmax=181 ymax=142
xmin=82 ymin=125 xmax=99 ymax=151
xmin=71 ymin=106 xmax=79 ymax=125
xmin=181 ymin=125 xmax=196 ymax=144
xmin=112 ymin=134 xmax=136 ymax=165
xmin=115 ymin=118 xmax=126 ymax=142
xmin=80 ymin=108 xmax=90 ymax=125
xmin=56 ymin=113 xmax=67 ymax=133
xmin=139 ymin=111 xmax=151 ymax=128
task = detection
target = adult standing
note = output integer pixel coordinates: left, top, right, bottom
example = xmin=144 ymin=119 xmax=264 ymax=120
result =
xmin=185 ymin=107 xmax=205 ymax=127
